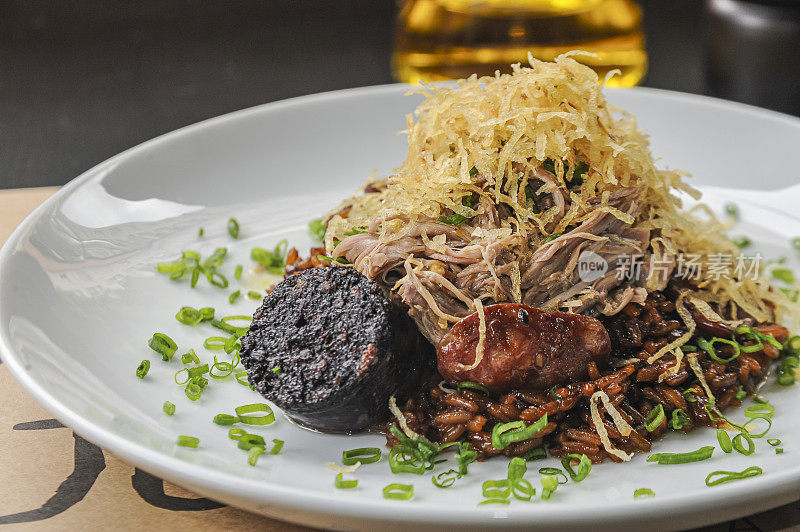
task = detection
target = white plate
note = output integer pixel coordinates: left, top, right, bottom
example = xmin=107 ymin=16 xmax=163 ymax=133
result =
xmin=2 ymin=84 xmax=800 ymax=531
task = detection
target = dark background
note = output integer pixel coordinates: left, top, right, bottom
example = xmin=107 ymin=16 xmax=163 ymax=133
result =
xmin=1 ymin=0 xmax=797 ymax=189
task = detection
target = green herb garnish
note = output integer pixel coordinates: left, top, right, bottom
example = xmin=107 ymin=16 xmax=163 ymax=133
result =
xmin=308 ymin=218 xmax=326 ymax=242
xmin=227 ymin=217 xmax=240 ymax=239
xmin=647 ymin=446 xmax=714 ymax=464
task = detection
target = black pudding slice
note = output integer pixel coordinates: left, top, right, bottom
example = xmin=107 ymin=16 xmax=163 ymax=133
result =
xmin=240 ymin=266 xmax=431 ymax=433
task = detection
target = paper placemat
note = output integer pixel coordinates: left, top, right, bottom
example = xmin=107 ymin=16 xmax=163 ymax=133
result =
xmin=0 ymin=187 xmax=796 ymax=531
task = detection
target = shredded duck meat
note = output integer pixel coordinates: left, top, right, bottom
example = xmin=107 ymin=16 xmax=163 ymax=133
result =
xmin=320 ymin=53 xmax=796 ymax=344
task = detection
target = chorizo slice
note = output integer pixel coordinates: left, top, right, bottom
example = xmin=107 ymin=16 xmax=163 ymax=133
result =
xmin=437 ymin=303 xmax=611 ymax=393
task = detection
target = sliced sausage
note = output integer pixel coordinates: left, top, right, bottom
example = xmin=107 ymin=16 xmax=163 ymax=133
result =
xmin=240 ymin=266 xmax=431 ymax=433
xmin=437 ymin=303 xmax=611 ymax=392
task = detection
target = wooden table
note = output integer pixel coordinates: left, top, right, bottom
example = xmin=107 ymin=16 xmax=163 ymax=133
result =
xmin=0 ymin=188 xmax=797 ymax=531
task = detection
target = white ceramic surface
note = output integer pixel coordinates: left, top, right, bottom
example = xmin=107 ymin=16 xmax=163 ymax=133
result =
xmin=2 ymin=84 xmax=800 ymax=531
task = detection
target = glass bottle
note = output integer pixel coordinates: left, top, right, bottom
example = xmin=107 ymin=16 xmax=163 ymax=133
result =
xmin=392 ymin=0 xmax=647 ymax=87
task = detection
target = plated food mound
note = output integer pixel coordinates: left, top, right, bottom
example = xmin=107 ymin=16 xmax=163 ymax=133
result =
xmin=242 ymin=53 xmax=799 ymax=465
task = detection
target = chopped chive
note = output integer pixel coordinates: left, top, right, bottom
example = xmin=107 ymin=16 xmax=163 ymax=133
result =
xmin=456 ymin=441 xmax=477 ymax=475
xmin=732 ymin=432 xmax=755 ymax=455
xmin=176 ymin=435 xmax=199 ymax=448
xmin=228 ymin=428 xmax=247 ymax=441
xmin=432 ymin=469 xmax=457 ymax=488
xmin=491 ymin=414 xmax=547 ymax=450
xmin=717 ymin=429 xmax=733 ymax=453
xmin=221 ymin=314 xmax=252 ymax=328
xmin=213 ymin=414 xmax=238 ymax=426
xmin=786 ymin=335 xmax=800 ymax=355
xmin=724 ymin=202 xmax=738 ymax=219
xmin=227 ymin=218 xmax=240 ymax=239
xmin=772 ymin=268 xmax=796 ymax=284
xmin=793 ymin=237 xmax=800 ymax=251
xmin=247 ymin=290 xmax=262 ymax=300
xmin=202 ymin=247 xmax=227 ymax=270
xmin=647 ymin=446 xmax=714 ymax=464
xmin=229 ymin=290 xmax=241 ymax=304
xmin=181 ymin=349 xmax=200 ymax=365
xmin=732 ymin=236 xmax=750 ymax=248
xmin=234 ymin=264 xmax=243 ymax=280
xmin=200 ymin=307 xmax=215 ymax=321
xmin=548 ymin=385 xmax=563 ymax=400
xmin=174 ymin=364 xmax=210 ymax=384
xmin=209 ymin=318 xmax=238 ymax=335
xmin=342 ymin=447 xmax=381 ymax=465
xmin=204 ymin=336 xmax=228 ymax=350
xmin=198 ymin=227 xmax=204 ymax=237
xmin=744 ymin=403 xmax=775 ymax=418
xmin=438 ymin=213 xmax=469 ymax=226
xmin=776 ymin=448 xmax=785 ymax=454
xmin=382 ymin=483 xmax=413 ymax=500
xmin=645 ymin=404 xmax=665 ymax=432
xmin=742 ymin=416 xmax=773 ymax=438
xmin=136 ymin=360 xmax=150 ymax=379
xmin=206 ymin=270 xmax=229 ymax=289
xmin=768 ymin=438 xmax=782 ymax=446
xmin=335 ymin=472 xmax=358 ymax=489
xmin=561 ymin=454 xmax=591 ymax=482
xmin=210 ymin=354 xmax=237 ymax=379
xmin=162 ymin=401 xmax=175 ymax=415
xmin=156 ymin=261 xmax=184 ymax=274
xmin=235 ymin=403 xmax=275 ymax=425
xmin=456 ymin=381 xmax=489 ymax=395
xmin=251 ymin=240 xmax=288 ymax=274
xmin=184 ymin=382 xmax=202 ymax=401
xmin=671 ymin=408 xmax=691 ymax=430
xmin=175 ymin=306 xmax=202 ymax=325
xmin=777 ymin=354 xmax=799 ymax=386
xmin=538 ymin=467 xmax=568 ymax=485
xmin=388 ymin=444 xmax=426 ymax=475
xmin=317 ymin=254 xmax=350 ymax=264
xmin=237 ymin=433 xmax=266 ymax=451
xmin=482 ymin=479 xmax=511 ymax=499
xmin=308 ymin=218 xmax=326 ymax=242
xmin=269 ymin=439 xmax=284 ymax=455
xmin=697 ymin=337 xmax=741 ymax=363
xmin=781 ymin=288 xmax=800 ymax=302
xmin=705 ymin=466 xmax=762 ymax=486
xmin=524 ymin=447 xmax=547 ymax=461
xmin=511 ymin=478 xmax=535 ymax=501
xmin=540 ymin=475 xmax=558 ymax=500
xmin=759 ymin=330 xmax=783 ymax=350
xmin=223 ymin=336 xmax=241 ymax=355
xmin=544 ymin=232 xmax=563 ymax=243
xmin=507 ymin=457 xmax=527 ymax=481
xmin=634 ymin=488 xmax=655 ymax=499
xmin=149 ymin=333 xmax=178 ymax=361
xmin=248 ymin=445 xmax=265 ymax=466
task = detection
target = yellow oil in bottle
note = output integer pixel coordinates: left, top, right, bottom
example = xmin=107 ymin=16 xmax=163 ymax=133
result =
xmin=392 ymin=0 xmax=647 ymax=87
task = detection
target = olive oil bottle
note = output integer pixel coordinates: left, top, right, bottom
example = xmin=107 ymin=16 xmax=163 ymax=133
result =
xmin=392 ymin=0 xmax=647 ymax=87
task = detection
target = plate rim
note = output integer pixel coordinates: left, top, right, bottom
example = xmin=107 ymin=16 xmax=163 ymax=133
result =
xmin=2 ymin=83 xmax=800 ymax=529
